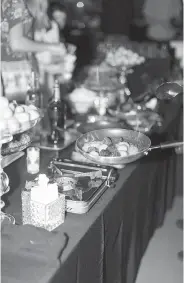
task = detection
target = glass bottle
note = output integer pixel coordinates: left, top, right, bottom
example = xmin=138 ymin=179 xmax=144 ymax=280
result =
xmin=26 ymin=72 xmax=42 ymax=108
xmin=47 ymin=80 xmax=65 ymax=144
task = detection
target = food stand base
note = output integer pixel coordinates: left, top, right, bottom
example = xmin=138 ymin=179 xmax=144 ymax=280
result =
xmin=34 ymin=131 xmax=79 ymax=151
xmin=1 ymin=213 xmax=15 ymax=226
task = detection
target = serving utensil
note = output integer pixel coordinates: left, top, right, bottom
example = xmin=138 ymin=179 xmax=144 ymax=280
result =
xmin=155 ymin=82 xmax=183 ymax=100
xmin=49 ymin=162 xmax=103 ymax=179
xmin=75 ymin=129 xmax=183 ymax=166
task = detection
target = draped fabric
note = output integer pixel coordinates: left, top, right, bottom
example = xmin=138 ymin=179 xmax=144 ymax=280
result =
xmin=2 ymin=97 xmax=182 ymax=283
xmin=101 ymin=0 xmax=133 ymax=35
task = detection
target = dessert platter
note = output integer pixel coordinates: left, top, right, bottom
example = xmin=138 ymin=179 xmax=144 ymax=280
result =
xmin=0 ymin=97 xmax=42 ymax=138
xmin=98 ymin=39 xmax=146 ymax=72
xmin=98 ymin=36 xmax=169 ymax=60
xmin=0 ymin=97 xmax=43 ymax=156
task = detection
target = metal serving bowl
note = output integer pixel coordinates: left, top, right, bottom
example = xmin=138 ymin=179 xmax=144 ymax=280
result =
xmin=75 ymin=128 xmax=151 ymax=166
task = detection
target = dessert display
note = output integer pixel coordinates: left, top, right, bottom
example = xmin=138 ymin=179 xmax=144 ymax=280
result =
xmin=82 ymin=63 xmax=124 ymax=91
xmin=1 ymin=133 xmax=31 ymax=156
xmin=83 ymin=70 xmax=123 ymax=92
xmin=0 ymin=96 xmax=42 ymax=226
xmin=0 ymin=134 xmax=16 ymax=225
xmin=105 ymin=46 xmax=145 ymax=68
xmin=0 ymin=97 xmax=41 ymax=137
xmin=67 ymin=87 xmax=98 ymax=114
xmin=99 ymin=36 xmax=169 ymax=59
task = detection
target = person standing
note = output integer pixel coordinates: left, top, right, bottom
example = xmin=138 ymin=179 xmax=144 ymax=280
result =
xmin=143 ymin=0 xmax=182 ymax=41
xmin=1 ymin=0 xmax=66 ymax=101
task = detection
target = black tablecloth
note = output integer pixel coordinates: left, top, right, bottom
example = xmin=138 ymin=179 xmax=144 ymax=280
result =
xmin=2 ymin=98 xmax=182 ymax=283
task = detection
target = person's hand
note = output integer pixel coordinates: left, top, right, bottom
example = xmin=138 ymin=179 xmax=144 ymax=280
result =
xmin=49 ymin=43 xmax=67 ymax=57
xmin=64 ymin=54 xmax=76 ymax=73
xmin=67 ymin=44 xmax=77 ymax=55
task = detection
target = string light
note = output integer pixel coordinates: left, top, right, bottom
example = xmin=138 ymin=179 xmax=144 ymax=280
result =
xmin=76 ymin=2 xmax=84 ymax=8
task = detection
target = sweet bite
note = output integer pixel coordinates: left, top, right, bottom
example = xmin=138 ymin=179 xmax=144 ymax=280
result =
xmin=0 ymin=97 xmax=40 ymax=136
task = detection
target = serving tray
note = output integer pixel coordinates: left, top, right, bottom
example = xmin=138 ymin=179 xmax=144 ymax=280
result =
xmin=48 ymin=159 xmax=118 ymax=214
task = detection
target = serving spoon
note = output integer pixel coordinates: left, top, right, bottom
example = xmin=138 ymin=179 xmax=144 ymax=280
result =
xmin=155 ymin=82 xmax=183 ymax=100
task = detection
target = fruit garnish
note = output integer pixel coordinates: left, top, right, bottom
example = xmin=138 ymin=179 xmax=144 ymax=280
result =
xmin=103 ymin=137 xmax=113 ymax=145
xmin=99 ymin=149 xmax=112 ymax=156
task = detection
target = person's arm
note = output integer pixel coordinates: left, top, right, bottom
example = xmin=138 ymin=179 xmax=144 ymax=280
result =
xmin=9 ymin=23 xmax=66 ymax=55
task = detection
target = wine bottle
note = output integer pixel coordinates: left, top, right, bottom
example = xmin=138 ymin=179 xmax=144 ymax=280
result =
xmin=47 ymin=80 xmax=65 ymax=144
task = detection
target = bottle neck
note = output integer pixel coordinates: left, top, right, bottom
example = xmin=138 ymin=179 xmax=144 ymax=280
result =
xmin=53 ymin=85 xmax=61 ymax=101
xmin=29 ymin=72 xmax=39 ymax=92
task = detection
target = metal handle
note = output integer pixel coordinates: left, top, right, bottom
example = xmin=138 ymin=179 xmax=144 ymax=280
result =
xmin=149 ymin=141 xmax=184 ymax=151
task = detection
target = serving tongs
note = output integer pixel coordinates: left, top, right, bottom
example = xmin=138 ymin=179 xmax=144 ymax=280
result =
xmin=48 ymin=158 xmax=118 ymax=183
xmin=53 ymin=158 xmax=110 ymax=172
xmin=155 ymin=82 xmax=183 ymax=100
xmin=49 ymin=161 xmax=103 ymax=179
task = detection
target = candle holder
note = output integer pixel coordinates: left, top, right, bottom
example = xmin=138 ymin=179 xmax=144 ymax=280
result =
xmin=30 ymin=194 xmax=65 ymax=231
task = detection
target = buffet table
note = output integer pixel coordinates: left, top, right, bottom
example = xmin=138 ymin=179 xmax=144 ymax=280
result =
xmin=1 ymin=95 xmax=182 ymax=283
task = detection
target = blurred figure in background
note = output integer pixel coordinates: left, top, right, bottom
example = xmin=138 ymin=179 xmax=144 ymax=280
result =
xmin=143 ymin=0 xmax=182 ymax=41
xmin=34 ymin=1 xmax=76 ymax=98
xmin=48 ymin=2 xmax=69 ymax=42
xmin=1 ymin=0 xmax=66 ymax=101
xmin=48 ymin=1 xmax=93 ymax=70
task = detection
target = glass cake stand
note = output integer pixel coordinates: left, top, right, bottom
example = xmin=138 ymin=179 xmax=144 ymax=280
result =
xmin=0 ymin=134 xmax=16 ymax=225
xmin=0 ymin=109 xmax=43 ymax=225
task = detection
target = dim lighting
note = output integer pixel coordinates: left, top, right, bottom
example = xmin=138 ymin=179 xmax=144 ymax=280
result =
xmin=76 ymin=2 xmax=84 ymax=8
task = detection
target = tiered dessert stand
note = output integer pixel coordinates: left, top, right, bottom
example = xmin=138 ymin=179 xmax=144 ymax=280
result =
xmin=0 ymin=110 xmax=42 ymax=225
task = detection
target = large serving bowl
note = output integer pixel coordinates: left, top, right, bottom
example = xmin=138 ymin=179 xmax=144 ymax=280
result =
xmin=75 ymin=128 xmax=151 ymax=166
